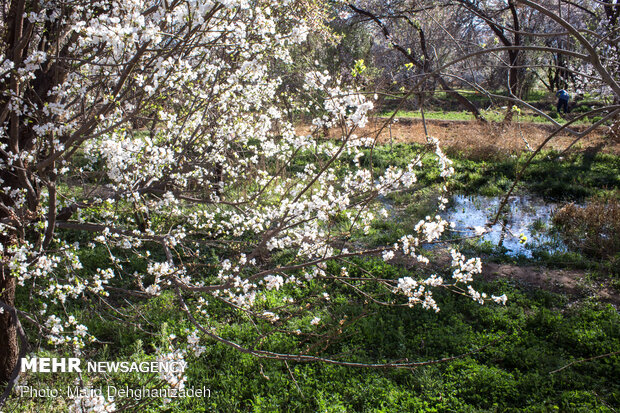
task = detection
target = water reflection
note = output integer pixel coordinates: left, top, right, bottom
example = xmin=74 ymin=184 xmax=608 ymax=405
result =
xmin=442 ymin=195 xmax=566 ymax=257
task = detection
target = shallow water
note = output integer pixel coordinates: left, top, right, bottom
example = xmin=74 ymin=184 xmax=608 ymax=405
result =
xmin=442 ymin=195 xmax=566 ymax=257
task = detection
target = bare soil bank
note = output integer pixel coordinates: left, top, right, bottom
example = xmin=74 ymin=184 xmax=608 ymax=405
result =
xmin=299 ymin=117 xmax=619 ymax=155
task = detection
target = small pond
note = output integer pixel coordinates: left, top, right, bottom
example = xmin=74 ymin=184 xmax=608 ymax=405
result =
xmin=442 ymin=195 xmax=567 ymax=257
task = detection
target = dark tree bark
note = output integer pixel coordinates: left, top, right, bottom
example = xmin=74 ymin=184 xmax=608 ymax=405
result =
xmin=0 ymin=0 xmax=50 ymax=381
xmin=0 ymin=276 xmax=18 ymax=384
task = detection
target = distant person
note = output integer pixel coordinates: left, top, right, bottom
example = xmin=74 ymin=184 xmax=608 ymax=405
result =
xmin=556 ymin=89 xmax=571 ymax=114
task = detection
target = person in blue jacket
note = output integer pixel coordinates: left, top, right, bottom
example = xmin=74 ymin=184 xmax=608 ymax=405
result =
xmin=556 ymin=89 xmax=571 ymax=113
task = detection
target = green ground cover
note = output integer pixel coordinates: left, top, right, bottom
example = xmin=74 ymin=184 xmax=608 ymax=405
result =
xmin=7 ymin=143 xmax=619 ymax=412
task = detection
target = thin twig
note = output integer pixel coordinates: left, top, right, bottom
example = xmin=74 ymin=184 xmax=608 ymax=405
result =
xmin=175 ymin=286 xmax=507 ymax=369
xmin=285 ymin=361 xmax=304 ymax=396
xmin=549 ymin=350 xmax=620 ymax=374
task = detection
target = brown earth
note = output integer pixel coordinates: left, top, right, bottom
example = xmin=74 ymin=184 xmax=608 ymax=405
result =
xmin=299 ymin=117 xmax=619 ymax=155
xmin=396 ymin=250 xmax=619 ymax=307
xmin=481 ymin=262 xmax=619 ymax=307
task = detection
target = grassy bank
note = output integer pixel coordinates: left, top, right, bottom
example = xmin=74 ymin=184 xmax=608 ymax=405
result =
xmin=358 ymin=143 xmax=619 ymax=200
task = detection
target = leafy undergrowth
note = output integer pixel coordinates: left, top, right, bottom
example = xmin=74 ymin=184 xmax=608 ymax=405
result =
xmin=201 ymin=272 xmax=620 ymax=412
xmin=455 ymin=147 xmax=611 ymax=199
xmin=9 ymin=264 xmax=620 ymax=412
xmin=7 ymin=143 xmax=620 ymax=412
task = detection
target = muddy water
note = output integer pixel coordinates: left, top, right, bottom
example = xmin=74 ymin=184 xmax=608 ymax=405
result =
xmin=442 ymin=195 xmax=566 ymax=257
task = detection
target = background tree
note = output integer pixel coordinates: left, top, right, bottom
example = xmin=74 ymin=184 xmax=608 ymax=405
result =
xmin=347 ymin=0 xmax=487 ymax=120
xmin=347 ymin=0 xmax=619 ymax=127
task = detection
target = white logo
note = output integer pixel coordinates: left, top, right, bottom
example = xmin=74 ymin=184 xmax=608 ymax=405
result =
xmin=20 ymin=358 xmax=187 ymax=373
xmin=21 ymin=358 xmax=81 ymax=373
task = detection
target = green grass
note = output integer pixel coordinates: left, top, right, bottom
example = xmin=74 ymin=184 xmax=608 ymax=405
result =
xmin=431 ymin=89 xmax=549 ymax=103
xmin=380 ymin=87 xmax=610 ymax=124
xmin=355 ymin=143 xmax=619 ymax=200
xmin=201 ymin=282 xmax=620 ymax=412
xmin=377 ymin=109 xmax=594 ymax=125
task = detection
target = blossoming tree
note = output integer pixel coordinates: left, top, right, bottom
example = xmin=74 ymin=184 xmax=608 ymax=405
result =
xmin=0 ymin=0 xmax=503 ymax=407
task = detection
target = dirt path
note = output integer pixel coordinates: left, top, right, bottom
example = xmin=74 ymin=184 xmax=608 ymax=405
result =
xmin=299 ymin=117 xmax=618 ymax=155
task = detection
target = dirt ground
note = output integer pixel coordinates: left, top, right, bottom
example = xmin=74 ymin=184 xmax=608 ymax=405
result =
xmin=482 ymin=262 xmax=619 ymax=307
xmin=396 ymin=250 xmax=619 ymax=307
xmin=299 ymin=117 xmax=619 ymax=155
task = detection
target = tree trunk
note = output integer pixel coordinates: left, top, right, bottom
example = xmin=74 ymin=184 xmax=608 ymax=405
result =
xmin=0 ymin=275 xmax=18 ymax=383
xmin=348 ymin=4 xmax=486 ymax=122
xmin=436 ymin=76 xmax=485 ymax=121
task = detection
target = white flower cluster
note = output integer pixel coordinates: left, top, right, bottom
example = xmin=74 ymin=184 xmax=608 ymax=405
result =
xmin=467 ymin=285 xmax=486 ymax=305
xmin=324 ymin=90 xmax=375 ymax=128
xmin=157 ymin=349 xmax=187 ymax=390
xmin=0 ymin=0 xmax=509 ymax=371
xmin=429 ymin=137 xmax=455 ymax=178
xmin=492 ymin=294 xmax=508 ymax=305
xmin=393 ymin=276 xmax=440 ymax=312
xmin=304 ymin=70 xmax=375 ymax=129
xmin=17 ymin=51 xmax=47 ymax=81
xmin=45 ymin=315 xmax=91 ymax=349
xmin=449 ymin=249 xmax=482 ymax=283
xmin=304 ymin=71 xmax=331 ymax=90
xmin=264 ymin=275 xmax=284 ymax=291
xmin=91 ymin=133 xmax=176 ymax=191
xmin=90 ymin=268 xmax=116 ymax=296
xmin=415 ymin=216 xmax=450 ymax=243
xmin=262 ymin=311 xmax=280 ymax=323
xmin=382 ymin=250 xmax=395 ymax=261
xmin=69 ymin=392 xmax=116 ymax=413
xmin=186 ymin=329 xmax=206 ymax=357
xmin=145 ymin=262 xmax=180 ymax=296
